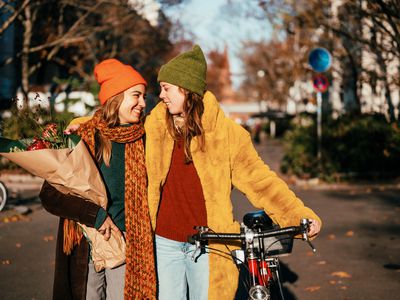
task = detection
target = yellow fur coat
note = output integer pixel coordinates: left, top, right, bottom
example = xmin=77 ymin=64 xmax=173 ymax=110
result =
xmin=145 ymin=91 xmax=322 ymax=299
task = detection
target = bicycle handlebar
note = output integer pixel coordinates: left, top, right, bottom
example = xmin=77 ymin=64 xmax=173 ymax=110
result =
xmin=189 ymin=226 xmax=301 ymax=243
xmin=189 ymin=218 xmax=316 ymax=252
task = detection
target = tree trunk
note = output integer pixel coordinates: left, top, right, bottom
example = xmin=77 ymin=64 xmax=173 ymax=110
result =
xmin=372 ymin=26 xmax=396 ymax=122
xmin=21 ymin=4 xmax=33 ymax=107
xmin=396 ymin=64 xmax=400 ymax=121
xmin=343 ymin=44 xmax=362 ymax=115
xmin=384 ymin=81 xmax=395 ymax=122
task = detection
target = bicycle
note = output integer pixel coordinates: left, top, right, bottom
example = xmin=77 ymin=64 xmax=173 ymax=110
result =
xmin=189 ymin=210 xmax=316 ymax=300
xmin=0 ymin=180 xmax=8 ymax=211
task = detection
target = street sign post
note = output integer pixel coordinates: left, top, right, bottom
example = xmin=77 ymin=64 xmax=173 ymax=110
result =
xmin=308 ymin=48 xmax=332 ymax=169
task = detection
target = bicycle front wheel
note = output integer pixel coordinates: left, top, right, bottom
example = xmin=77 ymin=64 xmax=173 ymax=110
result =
xmin=269 ymin=267 xmax=285 ymax=300
xmin=0 ymin=181 xmax=8 ymax=211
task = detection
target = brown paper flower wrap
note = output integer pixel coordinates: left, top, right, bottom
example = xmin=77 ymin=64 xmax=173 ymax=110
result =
xmin=0 ymin=139 xmax=125 ymax=272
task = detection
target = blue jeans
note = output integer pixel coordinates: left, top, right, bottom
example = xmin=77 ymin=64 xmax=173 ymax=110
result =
xmin=155 ymin=235 xmax=209 ymax=300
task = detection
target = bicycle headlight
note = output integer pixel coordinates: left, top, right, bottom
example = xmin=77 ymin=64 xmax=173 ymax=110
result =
xmin=249 ymin=285 xmax=270 ymax=300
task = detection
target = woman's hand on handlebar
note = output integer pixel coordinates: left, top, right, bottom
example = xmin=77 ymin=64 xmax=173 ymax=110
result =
xmin=307 ymin=219 xmax=321 ymax=238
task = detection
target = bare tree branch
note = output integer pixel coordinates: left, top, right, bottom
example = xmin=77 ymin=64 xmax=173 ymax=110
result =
xmin=0 ymin=0 xmax=31 ymax=36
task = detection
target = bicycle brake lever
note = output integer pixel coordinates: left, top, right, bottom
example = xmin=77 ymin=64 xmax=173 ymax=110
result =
xmin=300 ymin=219 xmax=316 ymax=253
xmin=191 ymin=226 xmax=209 ymax=261
xmin=301 ymin=231 xmax=316 ymax=252
xmin=191 ymin=240 xmax=201 ymax=261
xmin=307 ymin=240 xmax=317 ymax=253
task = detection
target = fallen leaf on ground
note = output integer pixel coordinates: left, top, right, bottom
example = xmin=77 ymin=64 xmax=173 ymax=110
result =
xmin=331 ymin=271 xmax=352 ymax=278
xmin=2 ymin=260 xmax=11 ymax=265
xmin=346 ymin=231 xmax=354 ymax=237
xmin=15 ymin=243 xmax=21 ymax=248
xmin=317 ymin=261 xmax=326 ymax=265
xmin=1 ymin=215 xmax=30 ymax=223
xmin=329 ymin=280 xmax=337 ymax=285
xmin=305 ymin=286 xmax=321 ymax=292
xmin=43 ymin=235 xmax=54 ymax=242
xmin=328 ymin=234 xmax=336 ymax=240
xmin=306 ymin=251 xmax=314 ymax=256
xmin=339 ymin=286 xmax=348 ymax=290
xmin=286 ymin=178 xmax=296 ymax=185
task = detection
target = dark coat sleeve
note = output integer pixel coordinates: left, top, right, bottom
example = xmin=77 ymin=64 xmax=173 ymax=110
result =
xmin=39 ymin=181 xmax=100 ymax=227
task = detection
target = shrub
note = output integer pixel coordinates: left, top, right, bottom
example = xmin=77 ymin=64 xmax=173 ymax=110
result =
xmin=281 ymin=113 xmax=400 ymax=180
xmin=281 ymin=122 xmax=319 ymax=178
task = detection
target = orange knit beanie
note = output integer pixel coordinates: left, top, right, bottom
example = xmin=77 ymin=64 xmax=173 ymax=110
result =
xmin=94 ymin=59 xmax=147 ymax=105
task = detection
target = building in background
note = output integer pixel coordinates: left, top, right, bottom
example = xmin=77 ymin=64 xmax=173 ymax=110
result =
xmin=329 ymin=0 xmax=399 ymax=119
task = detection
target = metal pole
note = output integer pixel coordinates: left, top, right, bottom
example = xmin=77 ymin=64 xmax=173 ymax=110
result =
xmin=317 ymin=92 xmax=322 ymax=163
xmin=270 ymin=120 xmax=276 ymax=138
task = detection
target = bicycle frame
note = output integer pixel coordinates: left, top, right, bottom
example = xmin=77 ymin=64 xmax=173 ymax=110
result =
xmin=235 ymin=223 xmax=289 ymax=300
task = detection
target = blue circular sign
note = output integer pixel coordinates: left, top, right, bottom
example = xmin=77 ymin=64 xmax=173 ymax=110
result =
xmin=308 ymin=48 xmax=332 ymax=72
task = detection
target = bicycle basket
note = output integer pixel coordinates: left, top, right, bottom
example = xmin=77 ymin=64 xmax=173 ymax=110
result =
xmin=243 ymin=211 xmax=294 ymax=256
xmin=262 ymin=231 xmax=294 ymax=257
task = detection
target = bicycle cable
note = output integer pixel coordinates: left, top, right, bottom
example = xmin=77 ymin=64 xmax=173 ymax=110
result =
xmin=264 ymin=236 xmax=294 ymax=253
xmin=202 ymin=245 xmax=252 ymax=295
xmin=206 ymin=228 xmax=253 ymax=285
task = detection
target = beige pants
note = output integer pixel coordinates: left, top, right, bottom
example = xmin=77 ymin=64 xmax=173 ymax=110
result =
xmin=86 ymin=260 xmax=126 ymax=300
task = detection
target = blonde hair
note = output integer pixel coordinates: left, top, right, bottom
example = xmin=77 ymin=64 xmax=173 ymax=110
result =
xmin=166 ymin=88 xmax=205 ymax=163
xmin=95 ymin=92 xmax=124 ymax=166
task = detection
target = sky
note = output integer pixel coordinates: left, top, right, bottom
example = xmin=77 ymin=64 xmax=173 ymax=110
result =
xmin=161 ymin=0 xmax=273 ymax=87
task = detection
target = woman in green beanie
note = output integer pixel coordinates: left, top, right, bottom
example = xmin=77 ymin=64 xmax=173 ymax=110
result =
xmin=145 ymin=45 xmax=322 ymax=300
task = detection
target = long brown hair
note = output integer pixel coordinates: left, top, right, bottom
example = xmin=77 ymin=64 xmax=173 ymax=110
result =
xmin=166 ymin=88 xmax=205 ymax=163
xmin=95 ymin=92 xmax=124 ymax=166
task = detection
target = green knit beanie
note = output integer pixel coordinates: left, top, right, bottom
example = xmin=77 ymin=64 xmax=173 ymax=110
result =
xmin=158 ymin=45 xmax=207 ymax=97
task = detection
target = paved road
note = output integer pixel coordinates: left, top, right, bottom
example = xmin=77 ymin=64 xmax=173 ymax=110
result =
xmin=232 ymin=139 xmax=400 ymax=300
xmin=1 ymin=139 xmax=399 ymax=300
xmin=232 ymin=187 xmax=400 ymax=300
xmin=0 ymin=205 xmax=55 ymax=300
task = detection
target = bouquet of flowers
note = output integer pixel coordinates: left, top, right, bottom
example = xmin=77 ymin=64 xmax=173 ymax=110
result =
xmin=0 ymin=123 xmax=125 ymax=272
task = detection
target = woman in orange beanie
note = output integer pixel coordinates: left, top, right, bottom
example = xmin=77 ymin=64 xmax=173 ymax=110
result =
xmin=39 ymin=59 xmax=156 ymax=300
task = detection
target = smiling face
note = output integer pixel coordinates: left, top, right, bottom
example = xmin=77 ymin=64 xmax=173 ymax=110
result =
xmin=118 ymin=84 xmax=146 ymax=124
xmin=159 ymin=82 xmax=186 ymax=115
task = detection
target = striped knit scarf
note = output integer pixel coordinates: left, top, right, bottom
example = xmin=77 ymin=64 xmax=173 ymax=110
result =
xmin=64 ymin=110 xmax=156 ymax=299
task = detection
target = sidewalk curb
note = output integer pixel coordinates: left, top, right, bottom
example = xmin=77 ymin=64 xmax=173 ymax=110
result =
xmin=290 ymin=178 xmax=400 ymax=191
